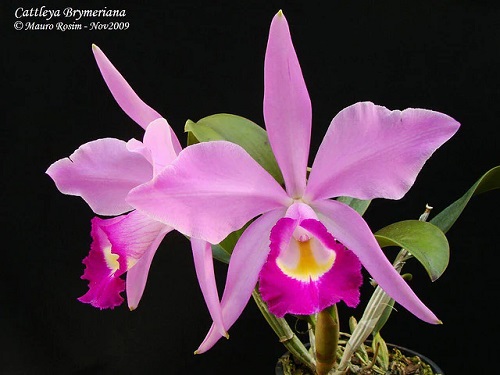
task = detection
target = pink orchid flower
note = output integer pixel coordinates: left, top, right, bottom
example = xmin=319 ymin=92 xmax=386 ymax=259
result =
xmin=127 ymin=11 xmax=460 ymax=353
xmin=46 ymin=45 xmax=226 ymax=338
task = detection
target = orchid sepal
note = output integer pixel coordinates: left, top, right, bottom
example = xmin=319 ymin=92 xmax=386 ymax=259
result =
xmin=91 ymin=44 xmax=161 ymax=129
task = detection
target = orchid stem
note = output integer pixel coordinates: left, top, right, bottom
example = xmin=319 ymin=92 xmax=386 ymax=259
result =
xmin=252 ymin=288 xmax=316 ymax=372
xmin=315 ymin=305 xmax=339 ymax=375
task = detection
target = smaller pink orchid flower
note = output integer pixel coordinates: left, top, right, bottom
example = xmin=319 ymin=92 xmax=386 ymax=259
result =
xmin=46 ymin=45 xmax=226 ymax=338
xmin=127 ymin=11 xmax=460 ymax=353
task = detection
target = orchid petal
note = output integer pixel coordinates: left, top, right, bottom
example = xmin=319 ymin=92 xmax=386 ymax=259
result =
xmin=127 ymin=141 xmax=292 ymax=244
xmin=306 ymin=102 xmax=460 ymax=202
xmin=196 ymin=208 xmax=286 ymax=353
xmin=190 ymin=238 xmax=227 ymax=338
xmin=264 ymin=11 xmax=311 ymax=198
xmin=143 ymin=118 xmax=179 ymax=171
xmin=127 ymin=118 xmax=179 ymax=176
xmin=92 ymin=44 xmax=182 ymax=154
xmin=46 ymin=138 xmax=152 ymax=216
xmin=127 ymin=118 xmax=177 ymax=176
xmin=126 ymin=138 xmax=152 ymax=165
xmin=312 ymin=199 xmax=441 ymax=324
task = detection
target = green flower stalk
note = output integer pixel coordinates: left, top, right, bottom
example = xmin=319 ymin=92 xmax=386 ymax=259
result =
xmin=315 ymin=306 xmax=339 ymax=375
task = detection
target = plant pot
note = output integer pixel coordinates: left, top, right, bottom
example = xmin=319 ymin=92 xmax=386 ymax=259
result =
xmin=275 ymin=343 xmax=444 ymax=375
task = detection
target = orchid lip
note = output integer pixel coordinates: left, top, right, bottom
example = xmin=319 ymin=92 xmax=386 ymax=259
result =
xmin=259 ymin=211 xmax=363 ymax=318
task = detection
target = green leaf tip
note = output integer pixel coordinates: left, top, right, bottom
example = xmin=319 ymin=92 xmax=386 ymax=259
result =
xmin=430 ymin=165 xmax=500 ymax=233
xmin=184 ymin=119 xmax=195 ymax=132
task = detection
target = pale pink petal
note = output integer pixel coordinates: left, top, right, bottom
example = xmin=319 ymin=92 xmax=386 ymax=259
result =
xmin=264 ymin=11 xmax=311 ymax=198
xmin=312 ymin=199 xmax=441 ymax=324
xmin=305 ymin=102 xmax=460 ymax=202
xmin=92 ymin=44 xmax=161 ymax=129
xmin=92 ymin=44 xmax=182 ymax=154
xmin=190 ymin=238 xmax=227 ymax=338
xmin=259 ymin=203 xmax=362 ymax=317
xmin=142 ymin=118 xmax=179 ymax=174
xmin=127 ymin=141 xmax=292 ymax=244
xmin=126 ymin=138 xmax=152 ymax=165
xmin=196 ymin=208 xmax=286 ymax=354
xmin=126 ymin=118 xmax=180 ymax=176
xmin=46 ymin=138 xmax=153 ymax=216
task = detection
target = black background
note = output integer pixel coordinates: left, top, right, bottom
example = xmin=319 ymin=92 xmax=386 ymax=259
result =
xmin=3 ymin=1 xmax=500 ymax=374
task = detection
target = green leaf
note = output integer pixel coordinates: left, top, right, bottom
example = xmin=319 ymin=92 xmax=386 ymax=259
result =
xmin=185 ymin=114 xmax=283 ymax=184
xmin=186 ymin=129 xmax=199 ymax=146
xmin=336 ymin=196 xmax=371 ymax=216
xmin=219 ymin=224 xmax=249 ymax=255
xmin=211 ymin=244 xmax=231 ymax=264
xmin=375 ymin=220 xmax=449 ymax=281
xmin=430 ymin=165 xmax=500 ymax=233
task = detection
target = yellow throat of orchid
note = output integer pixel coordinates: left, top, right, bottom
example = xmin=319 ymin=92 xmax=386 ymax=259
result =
xmin=103 ymin=245 xmax=120 ymax=275
xmin=277 ymin=234 xmax=336 ymax=282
